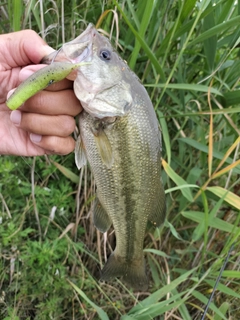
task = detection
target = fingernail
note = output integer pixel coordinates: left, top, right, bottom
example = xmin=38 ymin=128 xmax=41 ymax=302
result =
xmin=10 ymin=110 xmax=22 ymax=126
xmin=30 ymin=133 xmax=42 ymax=143
xmin=7 ymin=89 xmax=16 ymax=100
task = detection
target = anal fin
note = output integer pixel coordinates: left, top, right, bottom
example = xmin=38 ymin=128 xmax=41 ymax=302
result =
xmin=93 ymin=198 xmax=112 ymax=233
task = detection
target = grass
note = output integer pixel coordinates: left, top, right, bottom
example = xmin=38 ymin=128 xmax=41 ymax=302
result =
xmin=0 ymin=0 xmax=240 ymax=319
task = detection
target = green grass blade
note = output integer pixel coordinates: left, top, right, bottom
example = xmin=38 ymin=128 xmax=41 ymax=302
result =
xmin=214 ymin=302 xmax=230 ymax=320
xmin=205 ymin=280 xmax=240 ymax=299
xmin=162 ymin=159 xmax=194 ymax=202
xmin=144 ymin=248 xmax=173 ymax=259
xmin=223 ymin=90 xmax=240 ymax=106
xmin=129 ymin=268 xmax=196 ymax=313
xmin=216 ymin=270 xmax=240 ymax=278
xmin=13 ymin=0 xmax=23 ymax=31
xmin=178 ymin=138 xmax=240 ymax=174
xmin=130 ymin=298 xmax=187 ymax=320
xmin=203 ymin=7 xmax=217 ymax=70
xmin=69 ymin=281 xmax=110 ymax=320
xmin=192 ymin=290 xmax=228 ymax=320
xmin=192 ymin=191 xmax=209 ymax=242
xmin=157 ymin=110 xmax=171 ymax=164
xmin=189 ymin=16 xmax=240 ymax=47
xmin=207 ymin=186 xmax=240 ymax=210
xmin=113 ymin=0 xmax=165 ymax=81
xmin=147 ymin=83 xmax=222 ymax=96
xmin=128 ymin=0 xmax=155 ymax=70
xmin=182 ymin=211 xmax=240 ymax=234
xmin=52 ymin=161 xmax=79 ymax=183
xmin=171 ymin=288 xmax=192 ymax=320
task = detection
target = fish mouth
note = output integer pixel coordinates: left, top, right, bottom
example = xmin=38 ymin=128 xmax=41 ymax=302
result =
xmin=42 ymin=23 xmax=95 ymax=65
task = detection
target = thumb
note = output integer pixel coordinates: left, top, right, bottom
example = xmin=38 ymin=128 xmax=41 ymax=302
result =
xmin=2 ymin=29 xmax=55 ymax=67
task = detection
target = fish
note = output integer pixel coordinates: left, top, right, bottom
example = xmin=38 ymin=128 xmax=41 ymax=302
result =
xmin=46 ymin=24 xmax=167 ymax=291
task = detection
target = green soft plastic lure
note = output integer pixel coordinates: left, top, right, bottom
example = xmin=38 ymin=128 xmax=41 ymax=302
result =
xmin=6 ymin=61 xmax=85 ymax=110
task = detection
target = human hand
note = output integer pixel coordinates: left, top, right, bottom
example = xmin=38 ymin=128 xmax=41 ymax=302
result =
xmin=0 ymin=30 xmax=82 ymax=156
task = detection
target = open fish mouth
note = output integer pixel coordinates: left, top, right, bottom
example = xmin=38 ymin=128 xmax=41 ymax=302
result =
xmin=64 ymin=41 xmax=92 ymax=63
xmin=41 ymin=24 xmax=95 ymax=64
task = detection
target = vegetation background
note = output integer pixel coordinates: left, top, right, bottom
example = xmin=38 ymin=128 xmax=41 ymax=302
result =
xmin=0 ymin=0 xmax=240 ymax=319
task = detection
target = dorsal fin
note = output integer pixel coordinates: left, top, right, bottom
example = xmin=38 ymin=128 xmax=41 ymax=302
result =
xmin=93 ymin=197 xmax=112 ymax=233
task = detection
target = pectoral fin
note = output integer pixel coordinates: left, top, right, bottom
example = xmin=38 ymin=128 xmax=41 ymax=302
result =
xmin=75 ymin=135 xmax=87 ymax=169
xmin=93 ymin=198 xmax=112 ymax=233
xmin=148 ymin=184 xmax=166 ymax=227
xmin=93 ymin=129 xmax=113 ymax=169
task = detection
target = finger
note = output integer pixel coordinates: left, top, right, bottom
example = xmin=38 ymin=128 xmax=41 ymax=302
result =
xmin=30 ymin=134 xmax=76 ymax=155
xmin=1 ymin=30 xmax=54 ymax=67
xmin=20 ymin=88 xmax=82 ymax=115
xmin=10 ymin=110 xmax=76 ymax=137
xmin=45 ymin=78 xmax=74 ymax=91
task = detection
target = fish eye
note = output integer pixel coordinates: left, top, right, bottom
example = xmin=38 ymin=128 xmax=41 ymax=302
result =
xmin=99 ymin=49 xmax=111 ymax=61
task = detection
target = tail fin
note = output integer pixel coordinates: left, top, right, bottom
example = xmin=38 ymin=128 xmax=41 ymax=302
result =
xmin=100 ymin=253 xmax=148 ymax=291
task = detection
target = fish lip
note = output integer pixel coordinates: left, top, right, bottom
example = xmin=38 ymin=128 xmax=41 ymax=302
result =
xmin=74 ymin=23 xmax=95 ymax=42
xmin=64 ymin=23 xmax=96 ymax=63
xmin=42 ymin=23 xmax=95 ymax=64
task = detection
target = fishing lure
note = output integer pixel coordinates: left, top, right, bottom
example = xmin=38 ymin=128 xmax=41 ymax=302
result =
xmin=6 ymin=61 xmax=85 ymax=110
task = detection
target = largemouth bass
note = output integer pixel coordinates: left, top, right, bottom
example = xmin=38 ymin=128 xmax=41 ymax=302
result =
xmin=45 ymin=24 xmax=166 ymax=291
